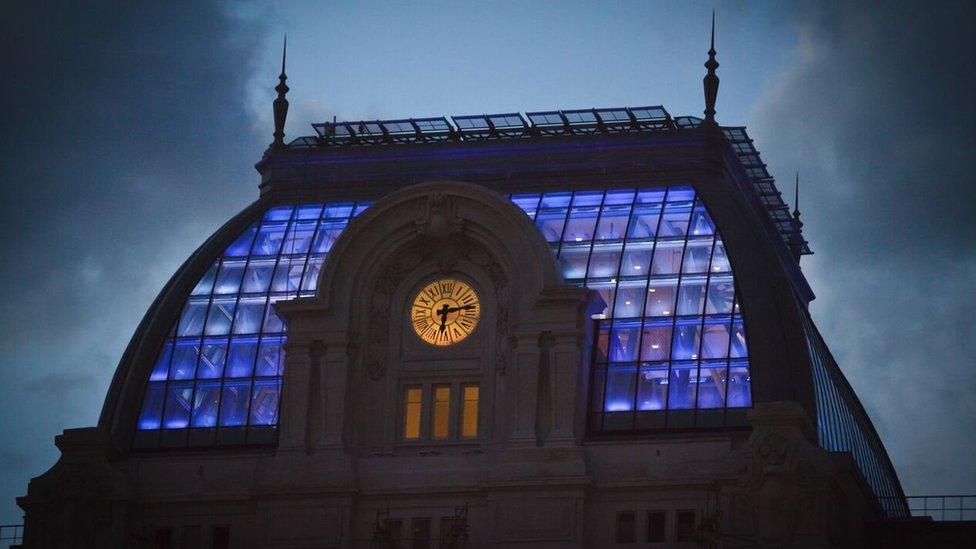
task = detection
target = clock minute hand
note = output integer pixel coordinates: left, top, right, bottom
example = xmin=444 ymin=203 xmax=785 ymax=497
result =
xmin=446 ymin=304 xmax=475 ymax=313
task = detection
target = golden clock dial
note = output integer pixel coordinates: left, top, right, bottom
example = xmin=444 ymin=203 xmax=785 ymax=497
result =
xmin=411 ymin=278 xmax=480 ymax=346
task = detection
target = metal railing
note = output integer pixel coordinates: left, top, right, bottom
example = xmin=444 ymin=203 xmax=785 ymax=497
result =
xmin=0 ymin=524 xmax=22 ymax=548
xmin=883 ymin=495 xmax=976 ymax=521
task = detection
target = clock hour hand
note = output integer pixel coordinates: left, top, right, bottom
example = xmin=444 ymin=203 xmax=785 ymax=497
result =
xmin=436 ymin=304 xmax=451 ymax=333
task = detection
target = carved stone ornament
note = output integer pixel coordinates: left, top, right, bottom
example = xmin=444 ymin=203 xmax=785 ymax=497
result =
xmin=363 ymin=244 xmax=428 ymax=381
xmin=414 ymin=192 xmax=464 ymax=241
xmin=414 ymin=193 xmax=466 ymax=271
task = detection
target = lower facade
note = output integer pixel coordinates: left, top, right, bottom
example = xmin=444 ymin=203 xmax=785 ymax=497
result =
xmin=18 ymin=402 xmax=884 ymax=548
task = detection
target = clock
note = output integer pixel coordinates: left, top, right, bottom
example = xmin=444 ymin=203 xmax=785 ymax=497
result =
xmin=411 ymin=278 xmax=480 ymax=346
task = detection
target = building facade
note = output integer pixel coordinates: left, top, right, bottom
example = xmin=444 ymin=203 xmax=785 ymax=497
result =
xmin=17 ymin=40 xmax=910 ymax=548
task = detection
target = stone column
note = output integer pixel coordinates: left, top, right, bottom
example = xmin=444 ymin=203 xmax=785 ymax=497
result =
xmin=509 ymin=330 xmax=541 ymax=447
xmin=304 ymin=340 xmax=326 ymax=454
xmin=321 ymin=341 xmax=351 ymax=449
xmin=278 ymin=334 xmax=312 ymax=451
xmin=547 ymin=331 xmax=583 ymax=446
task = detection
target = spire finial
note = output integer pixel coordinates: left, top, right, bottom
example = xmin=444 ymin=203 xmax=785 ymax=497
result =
xmin=793 ymin=172 xmax=801 ymax=219
xmin=280 ymin=34 xmax=287 ymax=77
xmin=789 ymin=172 xmax=805 ymax=263
xmin=702 ymin=10 xmax=720 ymax=126
xmin=710 ymin=9 xmax=715 ymax=52
xmin=270 ymin=35 xmax=290 ymax=151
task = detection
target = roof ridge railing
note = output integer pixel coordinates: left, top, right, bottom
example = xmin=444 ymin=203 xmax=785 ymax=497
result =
xmin=305 ymin=105 xmax=673 ymax=146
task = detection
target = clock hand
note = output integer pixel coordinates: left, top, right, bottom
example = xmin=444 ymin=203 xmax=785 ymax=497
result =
xmin=436 ymin=304 xmax=450 ymax=333
xmin=445 ymin=304 xmax=475 ymax=313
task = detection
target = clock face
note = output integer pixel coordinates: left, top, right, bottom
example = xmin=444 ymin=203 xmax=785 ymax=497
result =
xmin=411 ymin=278 xmax=480 ymax=346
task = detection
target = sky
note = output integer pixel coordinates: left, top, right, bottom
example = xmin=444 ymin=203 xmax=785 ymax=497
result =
xmin=0 ymin=0 xmax=973 ymax=524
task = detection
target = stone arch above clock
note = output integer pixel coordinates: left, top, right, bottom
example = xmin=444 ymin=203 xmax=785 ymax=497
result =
xmin=275 ymin=181 xmax=604 ymax=456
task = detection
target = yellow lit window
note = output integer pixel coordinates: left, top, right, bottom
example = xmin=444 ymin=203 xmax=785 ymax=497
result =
xmin=461 ymin=385 xmax=479 ymax=438
xmin=404 ymin=387 xmax=422 ymax=440
xmin=432 ymin=385 xmax=451 ymax=439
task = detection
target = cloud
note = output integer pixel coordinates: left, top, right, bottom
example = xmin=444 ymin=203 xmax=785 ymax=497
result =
xmin=748 ymin=1 xmax=976 ymax=493
xmin=0 ymin=1 xmax=268 ymax=523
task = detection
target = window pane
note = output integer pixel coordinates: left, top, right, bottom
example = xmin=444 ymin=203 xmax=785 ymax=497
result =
xmin=249 ymin=379 xmax=281 ymax=425
xmin=255 ymin=336 xmax=284 ymax=376
xmin=689 ymin=203 xmax=716 ymax=236
xmin=204 ymin=297 xmax=236 ymax=336
xmin=609 ymin=321 xmax=640 ymax=362
xmin=650 ymin=241 xmax=684 ymax=275
xmin=587 ymin=243 xmax=622 ymax=278
xmin=705 ymin=275 xmax=734 ymax=314
xmin=270 ymin=261 xmax=305 ymax=293
xmin=404 ymin=387 xmax=422 ymax=440
xmin=312 ymin=220 xmax=347 ymax=253
xmin=196 ymin=338 xmax=227 ymax=379
xmin=620 ymin=240 xmax=653 ymax=274
xmin=563 ymin=191 xmax=603 ymax=242
xmin=710 ymin=238 xmax=731 ymax=272
xmin=190 ymin=380 xmax=221 ymax=427
xmin=263 ymin=205 xmax=294 ymax=222
xmin=138 ymin=382 xmax=166 ymax=429
xmin=647 ymin=511 xmax=666 ymax=543
xmin=697 ymin=360 xmax=728 ymax=409
xmin=681 ymin=238 xmax=713 ymax=274
xmin=232 ymin=297 xmax=266 ymax=334
xmin=591 ymin=282 xmax=616 ymax=318
xmin=213 ymin=260 xmax=245 ymax=294
xmin=177 ymin=299 xmax=208 ymax=337
xmin=640 ymin=322 xmax=672 ymax=361
xmin=224 ymin=224 xmax=257 ymax=257
xmin=150 ymin=340 xmax=173 ymax=381
xmin=595 ymin=192 xmax=633 ymax=240
xmin=251 ymin=223 xmax=287 ymax=256
xmin=432 ymin=385 xmax=451 ymax=439
xmin=595 ymin=324 xmax=610 ymax=363
xmin=627 ymin=203 xmax=662 ymax=239
xmin=637 ymin=364 xmax=668 ymax=411
xmin=281 ymin=220 xmax=316 ymax=255
xmin=727 ymin=361 xmax=752 ymax=407
xmin=300 ymin=257 xmax=324 ymax=292
xmin=613 ymin=281 xmax=646 ymax=318
xmin=605 ymin=364 xmax=637 ymax=411
xmin=191 ymin=262 xmax=218 ymax=296
xmin=461 ymin=385 xmax=479 ymax=438
xmin=645 ymin=278 xmax=678 ymax=317
xmin=535 ymin=207 xmax=568 ymax=242
xmin=667 ymin=362 xmax=698 ymax=410
xmin=170 ymin=338 xmax=200 ymax=380
xmin=162 ymin=382 xmax=193 ymax=429
xmin=675 ymin=510 xmax=696 ymax=542
xmin=701 ymin=321 xmax=731 ymax=359
xmin=323 ymin=202 xmax=354 ymax=218
xmin=262 ymin=296 xmax=286 ymax=334
xmin=730 ymin=318 xmax=748 ymax=358
xmin=615 ymin=511 xmax=636 ymax=544
xmin=558 ymin=245 xmax=590 ymax=280
xmin=676 ymin=276 xmax=707 ymax=316
xmin=218 ymin=380 xmax=251 ymax=426
xmin=226 ymin=336 xmax=257 ymax=378
xmin=241 ymin=259 xmax=274 ymax=293
xmin=510 ymin=194 xmax=541 ymax=217
xmin=671 ymin=320 xmax=702 ymax=360
xmin=657 ymin=200 xmax=693 ymax=237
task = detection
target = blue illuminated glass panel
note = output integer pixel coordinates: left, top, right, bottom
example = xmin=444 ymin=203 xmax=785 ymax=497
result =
xmin=508 ymin=187 xmax=751 ymax=431
xmin=135 ymin=201 xmax=372 ymax=447
xmin=136 ymin=186 xmax=752 ymax=446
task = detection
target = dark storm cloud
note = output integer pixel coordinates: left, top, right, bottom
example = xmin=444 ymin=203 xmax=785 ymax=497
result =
xmin=750 ymin=1 xmax=975 ymax=492
xmin=0 ymin=2 xmax=267 ymax=522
